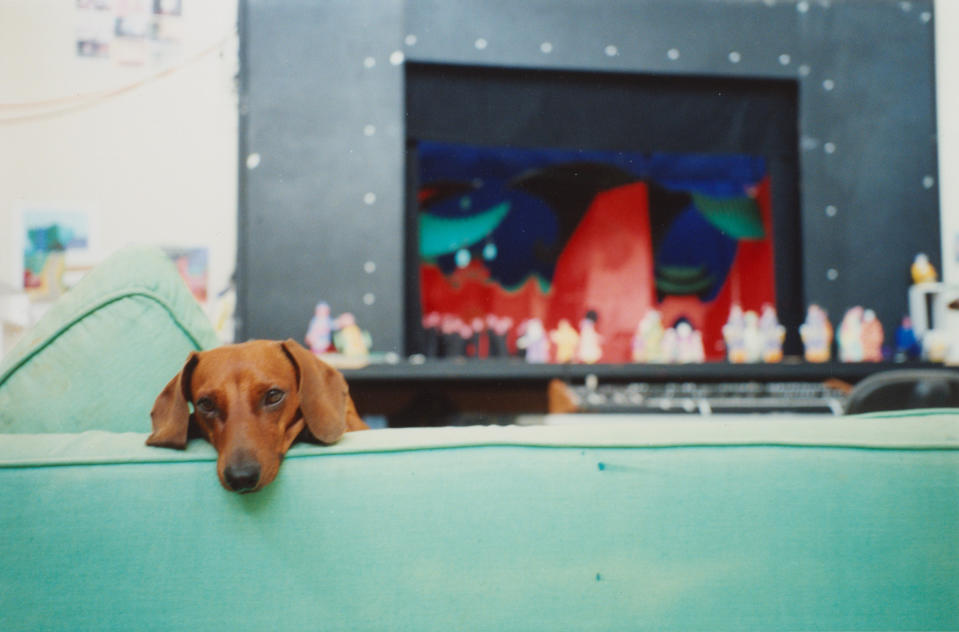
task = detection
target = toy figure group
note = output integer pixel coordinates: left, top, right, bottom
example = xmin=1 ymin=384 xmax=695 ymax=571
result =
xmin=308 ymin=299 xmax=900 ymax=364
xmin=630 ymin=310 xmax=705 ymax=364
xmin=723 ymin=304 xmax=785 ymax=363
xmin=517 ymin=311 xmax=604 ymax=364
xmin=799 ymin=303 xmax=886 ymax=363
xmin=421 ymin=312 xmax=513 ymax=359
xmin=305 ymin=302 xmax=372 ymax=357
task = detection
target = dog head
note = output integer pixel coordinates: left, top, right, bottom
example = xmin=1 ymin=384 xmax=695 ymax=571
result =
xmin=147 ymin=339 xmax=351 ymax=493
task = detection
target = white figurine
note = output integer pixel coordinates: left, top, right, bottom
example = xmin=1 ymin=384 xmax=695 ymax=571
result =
xmin=517 ymin=318 xmax=549 ymax=363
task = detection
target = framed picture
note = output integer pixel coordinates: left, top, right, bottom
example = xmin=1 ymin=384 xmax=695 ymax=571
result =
xmin=13 ymin=203 xmax=100 ymax=296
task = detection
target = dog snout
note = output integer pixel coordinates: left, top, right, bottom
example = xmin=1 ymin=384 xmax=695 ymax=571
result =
xmin=223 ymin=453 xmax=261 ymax=492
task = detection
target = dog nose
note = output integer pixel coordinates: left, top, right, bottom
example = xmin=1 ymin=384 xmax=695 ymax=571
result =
xmin=224 ymin=460 xmax=261 ymax=492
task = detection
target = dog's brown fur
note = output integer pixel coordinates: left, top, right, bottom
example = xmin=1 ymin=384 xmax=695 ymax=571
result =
xmin=147 ymin=339 xmax=367 ymax=492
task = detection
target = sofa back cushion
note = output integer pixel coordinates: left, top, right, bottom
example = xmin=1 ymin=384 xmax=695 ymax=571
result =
xmin=0 ymin=246 xmax=220 ymax=433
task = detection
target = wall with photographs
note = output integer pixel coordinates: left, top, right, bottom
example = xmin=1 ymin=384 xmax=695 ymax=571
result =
xmin=0 ymin=0 xmax=238 ymax=350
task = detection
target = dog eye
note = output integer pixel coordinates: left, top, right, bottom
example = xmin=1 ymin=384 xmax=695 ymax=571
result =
xmin=195 ymin=397 xmax=216 ymax=416
xmin=264 ymin=389 xmax=286 ymax=406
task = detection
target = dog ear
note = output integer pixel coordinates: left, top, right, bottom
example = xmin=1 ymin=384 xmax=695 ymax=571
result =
xmin=146 ymin=352 xmax=199 ymax=449
xmin=281 ymin=339 xmax=348 ymax=444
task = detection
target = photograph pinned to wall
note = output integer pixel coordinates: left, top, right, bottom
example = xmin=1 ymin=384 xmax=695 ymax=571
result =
xmin=75 ymin=0 xmax=114 ymax=59
xmin=76 ymin=0 xmax=185 ymax=65
xmin=163 ymin=247 xmax=208 ymax=304
xmin=14 ymin=204 xmax=100 ymax=298
xmin=113 ymin=0 xmax=152 ymax=66
xmin=150 ymin=0 xmax=185 ymax=64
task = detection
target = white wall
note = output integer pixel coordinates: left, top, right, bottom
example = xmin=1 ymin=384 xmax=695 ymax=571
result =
xmin=935 ymin=0 xmax=959 ymax=282
xmin=0 ymin=0 xmax=238 ymax=307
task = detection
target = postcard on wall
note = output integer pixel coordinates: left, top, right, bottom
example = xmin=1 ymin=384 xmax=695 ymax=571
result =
xmin=13 ymin=203 xmax=100 ymax=297
xmin=163 ymin=246 xmax=209 ymax=304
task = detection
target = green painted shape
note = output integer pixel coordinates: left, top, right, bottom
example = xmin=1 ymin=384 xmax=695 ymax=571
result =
xmin=691 ymin=192 xmax=766 ymax=240
xmin=419 ymin=201 xmax=511 ymax=259
xmin=655 ymin=264 xmax=715 ymax=295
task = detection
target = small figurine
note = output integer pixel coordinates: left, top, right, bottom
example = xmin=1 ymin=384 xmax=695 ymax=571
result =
xmin=517 ymin=318 xmax=550 ymax=363
xmin=422 ymin=312 xmax=442 ymax=357
xmin=894 ymin=315 xmax=921 ymax=362
xmin=213 ymin=277 xmax=237 ymax=343
xmin=550 ymin=319 xmax=580 ymax=364
xmin=722 ymin=304 xmax=747 ymax=363
xmin=742 ymin=311 xmax=763 ymax=363
xmin=332 ymin=312 xmax=371 ymax=357
xmin=468 ymin=317 xmax=485 ymax=357
xmin=838 ymin=306 xmax=865 ymax=362
xmin=576 ymin=310 xmax=603 ymax=364
xmin=675 ymin=321 xmax=705 ymax=363
xmin=632 ymin=310 xmax=664 ymax=363
xmin=758 ymin=304 xmax=785 ymax=363
xmin=861 ymin=309 xmax=884 ymax=362
xmin=458 ymin=320 xmax=475 ymax=357
xmin=659 ymin=326 xmax=679 ymax=364
xmin=305 ymin=301 xmax=333 ymax=354
xmin=911 ymin=252 xmax=937 ymax=285
xmin=800 ymin=304 xmax=833 ymax=362
xmin=441 ymin=315 xmax=466 ymax=357
xmin=486 ymin=314 xmax=513 ymax=358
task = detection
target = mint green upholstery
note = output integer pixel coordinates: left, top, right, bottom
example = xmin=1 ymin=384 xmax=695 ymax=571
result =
xmin=1 ymin=413 xmax=957 ymax=631
xmin=0 ymin=246 xmax=220 ymax=434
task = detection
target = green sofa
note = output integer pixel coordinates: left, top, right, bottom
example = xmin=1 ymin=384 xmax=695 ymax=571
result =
xmin=1 ymin=247 xmax=957 ymax=630
xmin=1 ymin=413 xmax=958 ymax=631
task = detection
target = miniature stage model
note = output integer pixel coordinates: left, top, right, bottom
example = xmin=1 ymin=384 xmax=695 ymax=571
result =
xmin=416 ymin=142 xmax=776 ymax=363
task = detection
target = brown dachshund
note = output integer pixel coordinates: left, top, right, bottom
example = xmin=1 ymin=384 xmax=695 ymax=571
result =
xmin=147 ymin=339 xmax=367 ymax=493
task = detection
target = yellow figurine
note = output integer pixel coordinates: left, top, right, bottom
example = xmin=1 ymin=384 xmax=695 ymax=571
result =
xmin=550 ymin=319 xmax=579 ymax=363
xmin=911 ymin=253 xmax=937 ymax=285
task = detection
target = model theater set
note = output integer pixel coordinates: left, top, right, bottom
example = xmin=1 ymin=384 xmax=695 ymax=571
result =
xmin=238 ymin=0 xmax=944 ymax=417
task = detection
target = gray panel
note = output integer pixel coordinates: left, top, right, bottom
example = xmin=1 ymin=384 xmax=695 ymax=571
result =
xmin=405 ymin=0 xmax=802 ymax=78
xmin=796 ymin=0 xmax=939 ymax=330
xmin=240 ymin=0 xmax=404 ymax=350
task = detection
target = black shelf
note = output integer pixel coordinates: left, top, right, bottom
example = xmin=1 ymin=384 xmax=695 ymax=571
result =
xmin=343 ymin=359 xmax=941 ymax=385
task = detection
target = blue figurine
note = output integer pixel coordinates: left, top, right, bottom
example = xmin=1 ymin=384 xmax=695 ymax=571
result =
xmin=894 ymin=315 xmax=921 ymax=362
